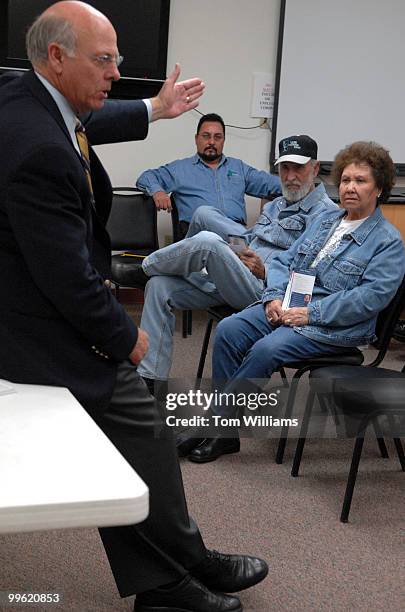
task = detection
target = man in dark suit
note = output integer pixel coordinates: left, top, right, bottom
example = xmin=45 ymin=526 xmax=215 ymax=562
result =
xmin=0 ymin=2 xmax=267 ymax=611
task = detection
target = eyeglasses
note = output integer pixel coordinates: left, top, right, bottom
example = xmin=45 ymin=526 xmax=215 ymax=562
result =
xmin=90 ymin=54 xmax=124 ymax=67
xmin=199 ymin=133 xmax=224 ymax=142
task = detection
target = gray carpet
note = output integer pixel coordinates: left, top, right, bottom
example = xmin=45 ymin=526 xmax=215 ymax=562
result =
xmin=1 ymin=307 xmax=404 ymax=611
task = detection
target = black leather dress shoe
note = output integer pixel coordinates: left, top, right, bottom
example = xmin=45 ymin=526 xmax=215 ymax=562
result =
xmin=393 ymin=320 xmax=405 ymax=342
xmin=134 ymin=574 xmax=242 ymax=611
xmin=192 ymin=549 xmax=269 ymax=593
xmin=188 ymin=436 xmax=240 ymax=463
xmin=176 ymin=432 xmax=205 ymax=457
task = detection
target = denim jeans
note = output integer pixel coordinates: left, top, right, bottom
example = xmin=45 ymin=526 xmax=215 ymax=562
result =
xmin=186 ymin=205 xmax=248 ymax=240
xmin=138 ymin=231 xmax=264 ymax=380
xmin=211 ymin=303 xmax=343 ymax=416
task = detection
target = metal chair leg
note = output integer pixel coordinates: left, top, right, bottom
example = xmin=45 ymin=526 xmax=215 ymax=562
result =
xmin=187 ymin=310 xmax=193 ymax=335
xmin=279 ymin=366 xmax=289 ymax=388
xmin=275 ymin=366 xmax=310 ymax=464
xmin=393 ymin=438 xmax=405 ymax=471
xmin=340 ymin=436 xmax=365 ymax=523
xmin=371 ymin=419 xmax=389 ymax=458
xmin=387 ymin=413 xmax=405 ymax=470
xmin=196 ymin=317 xmax=214 ymax=381
xmin=291 ymin=390 xmax=316 ymax=477
xmin=182 ymin=311 xmax=188 ymax=338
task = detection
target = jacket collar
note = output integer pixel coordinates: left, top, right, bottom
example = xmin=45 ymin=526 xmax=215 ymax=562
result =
xmin=322 ymin=206 xmax=383 ymax=245
xmin=22 ymin=70 xmax=72 ymax=143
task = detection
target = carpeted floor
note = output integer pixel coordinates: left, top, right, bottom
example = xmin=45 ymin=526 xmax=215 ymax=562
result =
xmin=1 ymin=307 xmax=404 ymax=611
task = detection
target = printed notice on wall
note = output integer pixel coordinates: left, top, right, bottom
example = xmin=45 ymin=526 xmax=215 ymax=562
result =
xmin=250 ymin=72 xmax=274 ymax=118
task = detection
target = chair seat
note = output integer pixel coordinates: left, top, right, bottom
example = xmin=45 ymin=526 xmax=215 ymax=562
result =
xmin=111 ymin=250 xmax=153 ymax=289
xmin=311 ymin=365 xmax=405 ymax=414
xmin=283 ymin=347 xmax=364 ymax=371
xmin=206 ymin=305 xmax=239 ymax=321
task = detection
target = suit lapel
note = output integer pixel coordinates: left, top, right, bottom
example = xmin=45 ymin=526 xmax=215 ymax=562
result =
xmin=22 ymin=71 xmax=112 ymax=253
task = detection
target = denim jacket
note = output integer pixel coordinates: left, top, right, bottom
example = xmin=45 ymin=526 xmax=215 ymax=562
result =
xmin=262 ymin=207 xmax=405 ymax=347
xmin=247 ymin=183 xmax=337 ymax=278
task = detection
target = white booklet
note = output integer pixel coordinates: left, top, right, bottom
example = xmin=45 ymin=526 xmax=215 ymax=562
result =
xmin=282 ymin=271 xmax=316 ymax=310
xmin=0 ymin=380 xmax=17 ymax=397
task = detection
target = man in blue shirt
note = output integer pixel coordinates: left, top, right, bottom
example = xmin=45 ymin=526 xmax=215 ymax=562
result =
xmin=138 ymin=135 xmax=337 ymax=393
xmin=136 ymin=112 xmax=281 ymax=233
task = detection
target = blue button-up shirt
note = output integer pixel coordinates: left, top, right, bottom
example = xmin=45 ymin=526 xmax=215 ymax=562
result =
xmin=136 ymin=153 xmax=281 ymax=223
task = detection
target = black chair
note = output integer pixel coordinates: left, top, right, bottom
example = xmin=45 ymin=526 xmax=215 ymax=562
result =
xmin=274 ymin=273 xmax=405 ymax=464
xmin=196 ymin=305 xmax=239 ymax=380
xmin=291 ymin=363 xmax=405 ymax=522
xmin=170 ymin=197 xmax=193 ymax=338
xmin=106 ymin=188 xmax=158 ymax=301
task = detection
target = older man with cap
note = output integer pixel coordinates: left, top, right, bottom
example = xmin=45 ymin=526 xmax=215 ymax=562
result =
xmin=138 ymin=135 xmax=337 ymax=411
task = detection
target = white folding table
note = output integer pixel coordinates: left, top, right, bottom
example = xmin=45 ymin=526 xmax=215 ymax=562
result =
xmin=0 ymin=380 xmax=149 ymax=533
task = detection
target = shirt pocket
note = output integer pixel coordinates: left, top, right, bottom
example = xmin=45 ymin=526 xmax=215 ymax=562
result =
xmin=272 ymin=216 xmax=305 ymax=249
xmin=226 ymin=173 xmax=245 ymax=197
xmin=292 ymin=238 xmax=316 ymax=269
xmin=322 ymin=258 xmax=366 ymax=292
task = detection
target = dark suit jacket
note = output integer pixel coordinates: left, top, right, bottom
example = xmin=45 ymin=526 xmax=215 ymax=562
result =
xmin=0 ymin=71 xmax=148 ymax=414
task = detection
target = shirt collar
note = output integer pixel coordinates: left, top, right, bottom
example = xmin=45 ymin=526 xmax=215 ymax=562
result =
xmin=35 ymin=72 xmax=79 ymax=151
xmin=193 ymin=152 xmax=227 ymax=168
xmin=343 ymin=206 xmax=383 ymax=245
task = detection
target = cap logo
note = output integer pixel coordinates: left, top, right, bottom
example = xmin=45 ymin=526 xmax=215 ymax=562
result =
xmin=283 ymin=139 xmax=301 ymax=152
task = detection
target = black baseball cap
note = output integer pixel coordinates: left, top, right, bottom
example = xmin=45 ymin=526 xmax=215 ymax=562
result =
xmin=275 ymin=135 xmax=318 ymax=165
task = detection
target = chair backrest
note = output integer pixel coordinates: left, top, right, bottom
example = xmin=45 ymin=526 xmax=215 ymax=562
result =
xmin=371 ymin=274 xmax=405 ymax=364
xmin=170 ymin=196 xmax=189 ymax=242
xmin=107 ymin=188 xmax=158 ymax=251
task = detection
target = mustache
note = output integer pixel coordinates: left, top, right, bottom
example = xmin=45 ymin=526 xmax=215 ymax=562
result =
xmin=284 ymin=180 xmax=301 ymax=188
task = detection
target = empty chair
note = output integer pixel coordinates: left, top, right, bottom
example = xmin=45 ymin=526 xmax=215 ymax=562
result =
xmin=291 ymin=364 xmax=405 ymax=522
xmin=107 ymin=188 xmax=158 ymax=300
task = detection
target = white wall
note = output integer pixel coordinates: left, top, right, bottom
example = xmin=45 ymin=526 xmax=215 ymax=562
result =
xmin=95 ymin=0 xmax=281 ymax=240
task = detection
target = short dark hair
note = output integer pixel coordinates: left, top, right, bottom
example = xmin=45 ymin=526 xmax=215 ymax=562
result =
xmin=332 ymin=141 xmax=395 ymax=204
xmin=197 ymin=113 xmax=225 ymax=137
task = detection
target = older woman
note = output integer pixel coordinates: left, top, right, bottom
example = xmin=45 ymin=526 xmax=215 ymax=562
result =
xmin=189 ymin=141 xmax=405 ymax=463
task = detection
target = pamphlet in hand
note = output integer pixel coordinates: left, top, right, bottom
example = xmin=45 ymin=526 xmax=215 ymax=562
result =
xmin=228 ymin=234 xmax=248 ymax=253
xmin=282 ymin=271 xmax=316 ymax=310
xmin=0 ymin=380 xmax=17 ymax=396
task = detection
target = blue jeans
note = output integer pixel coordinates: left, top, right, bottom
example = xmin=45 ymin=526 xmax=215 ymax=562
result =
xmin=138 ymin=232 xmax=264 ymax=380
xmin=186 ymin=205 xmax=248 ymax=240
xmin=212 ymin=303 xmax=344 ymax=416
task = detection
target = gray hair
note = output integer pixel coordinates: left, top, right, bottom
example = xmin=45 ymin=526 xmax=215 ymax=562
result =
xmin=26 ymin=13 xmax=77 ymax=65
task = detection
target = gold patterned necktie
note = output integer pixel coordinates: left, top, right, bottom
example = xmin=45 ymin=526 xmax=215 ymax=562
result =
xmin=75 ymin=120 xmax=94 ymax=201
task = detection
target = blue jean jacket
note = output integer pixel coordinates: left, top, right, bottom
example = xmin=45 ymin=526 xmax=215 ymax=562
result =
xmin=262 ymin=207 xmax=405 ymax=347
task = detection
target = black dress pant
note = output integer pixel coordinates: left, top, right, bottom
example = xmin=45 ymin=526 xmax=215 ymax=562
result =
xmin=97 ymin=360 xmax=206 ymax=597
